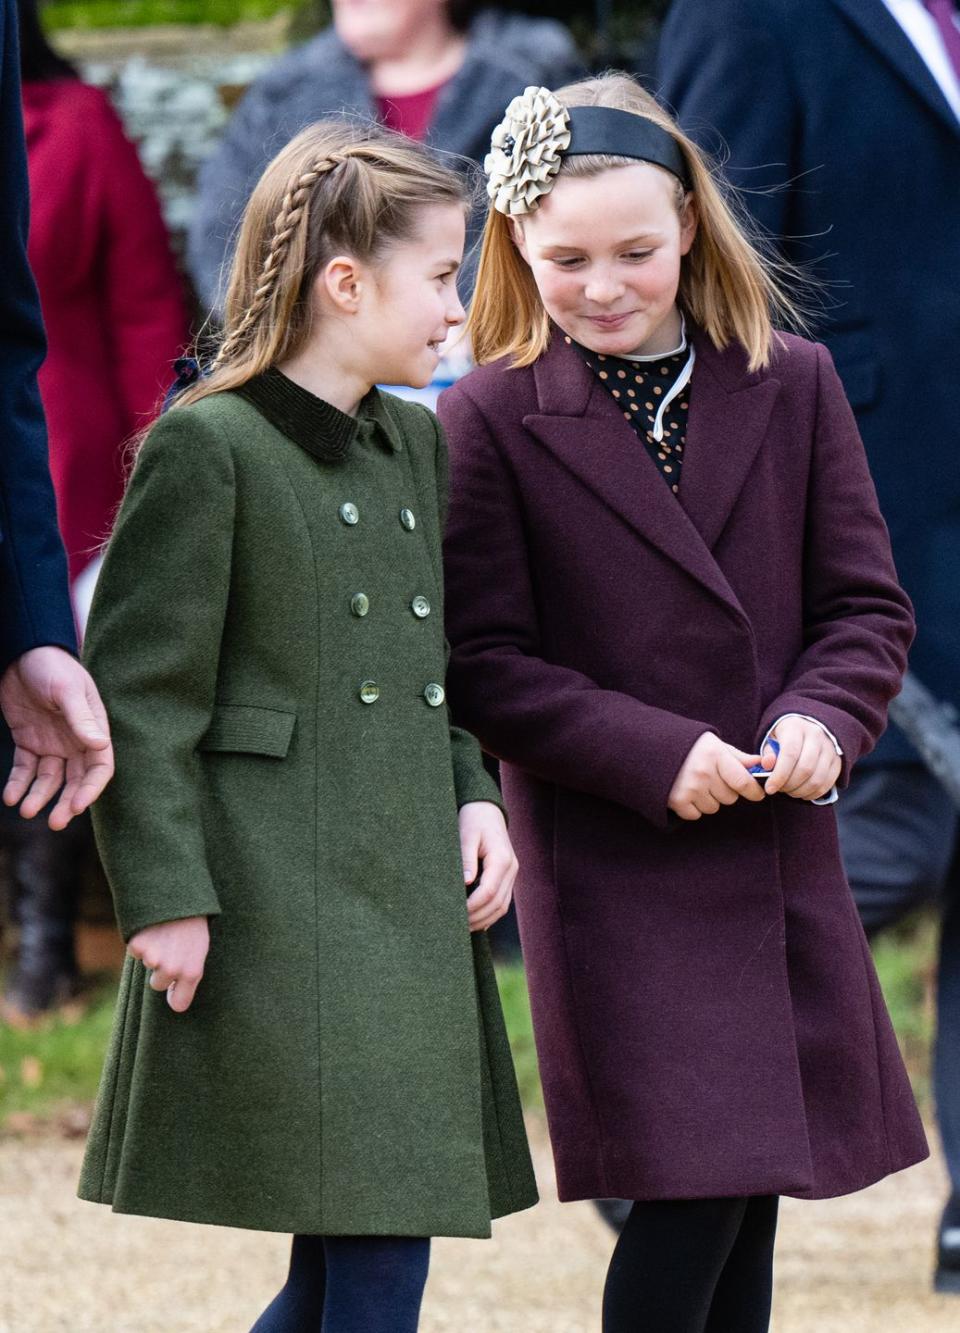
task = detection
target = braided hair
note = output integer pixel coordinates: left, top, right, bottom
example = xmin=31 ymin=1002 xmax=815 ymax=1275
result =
xmin=172 ymin=120 xmax=468 ymax=412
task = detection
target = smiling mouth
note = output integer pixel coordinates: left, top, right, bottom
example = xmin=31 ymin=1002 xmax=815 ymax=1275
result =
xmin=586 ymin=312 xmax=634 ymax=325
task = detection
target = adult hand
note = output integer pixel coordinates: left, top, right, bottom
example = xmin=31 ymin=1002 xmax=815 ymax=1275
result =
xmin=459 ymin=800 xmax=519 ymax=932
xmin=0 ymin=646 xmax=114 ymax=829
xmin=667 ymin=731 xmax=765 ymax=821
xmin=128 ymin=916 xmax=210 ymax=1014
xmin=763 ymin=716 xmax=841 ymax=801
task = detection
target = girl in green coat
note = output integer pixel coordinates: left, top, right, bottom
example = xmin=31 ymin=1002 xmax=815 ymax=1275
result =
xmin=78 ymin=120 xmax=537 ymax=1331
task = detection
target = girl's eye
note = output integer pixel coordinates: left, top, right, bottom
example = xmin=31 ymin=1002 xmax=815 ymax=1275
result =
xmin=552 ymin=257 xmax=585 ymax=269
xmin=625 ymin=250 xmax=654 ymax=261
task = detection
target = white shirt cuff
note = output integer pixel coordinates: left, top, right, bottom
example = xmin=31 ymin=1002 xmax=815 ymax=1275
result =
xmin=763 ymin=713 xmax=843 ymax=806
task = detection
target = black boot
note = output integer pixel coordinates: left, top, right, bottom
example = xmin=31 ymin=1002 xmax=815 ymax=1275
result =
xmin=935 ymin=1192 xmax=960 ymax=1295
xmin=2 ymin=810 xmax=83 ymax=1020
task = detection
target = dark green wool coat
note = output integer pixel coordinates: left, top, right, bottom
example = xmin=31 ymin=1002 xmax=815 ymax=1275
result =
xmin=78 ymin=371 xmax=537 ymax=1237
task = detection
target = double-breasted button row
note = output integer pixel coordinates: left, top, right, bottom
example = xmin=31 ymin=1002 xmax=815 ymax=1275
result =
xmin=338 ymin=502 xmax=417 ymax=531
xmin=356 ymin=681 xmax=445 ymax=706
xmin=348 ymin=593 xmax=430 ymax=619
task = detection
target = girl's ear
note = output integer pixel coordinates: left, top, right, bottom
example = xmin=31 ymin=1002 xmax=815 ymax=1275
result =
xmin=679 ymin=193 xmax=699 ymax=257
xmin=508 ymin=217 xmax=530 ymax=265
xmin=320 ymin=255 xmax=363 ymax=313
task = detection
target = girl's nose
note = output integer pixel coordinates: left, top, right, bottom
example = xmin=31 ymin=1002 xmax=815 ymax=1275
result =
xmin=583 ymin=270 xmax=626 ymax=305
xmin=446 ymin=294 xmax=467 ymax=327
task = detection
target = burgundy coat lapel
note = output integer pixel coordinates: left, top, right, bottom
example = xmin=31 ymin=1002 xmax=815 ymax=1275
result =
xmin=524 ymin=331 xmax=775 ymax=624
xmin=681 ymin=330 xmax=781 ymax=550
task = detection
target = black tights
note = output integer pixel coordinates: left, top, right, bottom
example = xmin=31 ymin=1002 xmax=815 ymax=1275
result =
xmin=603 ymin=1196 xmax=780 ymax=1333
xmin=250 ymin=1234 xmax=431 ymax=1333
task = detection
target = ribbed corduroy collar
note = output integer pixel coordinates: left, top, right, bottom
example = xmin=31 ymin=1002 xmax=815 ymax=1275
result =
xmin=237 ymin=368 xmax=403 ymax=462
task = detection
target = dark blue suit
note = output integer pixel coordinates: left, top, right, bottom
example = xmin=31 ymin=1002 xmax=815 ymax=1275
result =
xmin=0 ymin=0 xmax=75 ymax=675
xmin=659 ymin=0 xmax=960 ymax=1251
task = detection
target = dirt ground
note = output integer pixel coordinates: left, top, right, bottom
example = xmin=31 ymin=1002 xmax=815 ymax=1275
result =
xmin=0 ymin=1119 xmax=957 ymax=1333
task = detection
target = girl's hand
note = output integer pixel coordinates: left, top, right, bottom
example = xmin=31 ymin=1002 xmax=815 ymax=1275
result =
xmin=459 ymin=801 xmax=519 ymax=932
xmin=763 ymin=716 xmax=842 ymax=800
xmin=667 ymin=732 xmax=766 ymax=821
xmin=127 ymin=916 xmax=210 ymax=1014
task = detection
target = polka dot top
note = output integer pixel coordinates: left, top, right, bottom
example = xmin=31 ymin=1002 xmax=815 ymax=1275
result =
xmin=566 ymin=331 xmax=693 ymax=497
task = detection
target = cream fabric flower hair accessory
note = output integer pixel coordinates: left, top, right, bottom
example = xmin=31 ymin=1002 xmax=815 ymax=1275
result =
xmin=484 ymin=86 xmax=572 ymax=216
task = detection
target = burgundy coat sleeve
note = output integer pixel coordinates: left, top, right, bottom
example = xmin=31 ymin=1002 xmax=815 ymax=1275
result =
xmin=95 ymin=95 xmax=188 ymax=438
xmin=440 ymin=384 xmax=712 ymax=830
xmin=756 ymin=343 xmax=915 ymax=780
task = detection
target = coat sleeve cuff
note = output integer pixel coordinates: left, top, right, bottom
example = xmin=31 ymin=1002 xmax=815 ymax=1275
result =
xmin=449 ymin=726 xmax=506 ymax=815
xmin=115 ymin=891 xmax=222 ymax=945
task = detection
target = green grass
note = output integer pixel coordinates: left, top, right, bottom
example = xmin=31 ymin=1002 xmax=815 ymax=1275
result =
xmin=496 ymin=960 xmax=543 ymax=1112
xmin=43 ymin=0 xmax=289 ymax=30
xmin=0 ymin=979 xmax=116 ymax=1125
xmin=0 ymin=918 xmax=938 ymax=1130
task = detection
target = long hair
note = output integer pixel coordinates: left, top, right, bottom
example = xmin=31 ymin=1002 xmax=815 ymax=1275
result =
xmin=172 ymin=120 xmax=468 ymax=414
xmin=17 ymin=0 xmax=77 ymax=82
xmin=468 ymin=73 xmax=806 ymax=373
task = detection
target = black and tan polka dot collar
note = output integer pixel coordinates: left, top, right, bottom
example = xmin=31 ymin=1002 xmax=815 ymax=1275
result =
xmin=567 ymin=323 xmax=694 ymax=496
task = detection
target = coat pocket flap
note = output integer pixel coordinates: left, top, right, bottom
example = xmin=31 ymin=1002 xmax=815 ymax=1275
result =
xmin=198 ymin=706 xmax=296 ymax=758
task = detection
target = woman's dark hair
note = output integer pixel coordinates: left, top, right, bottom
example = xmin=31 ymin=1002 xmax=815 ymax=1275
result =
xmin=16 ymin=0 xmax=77 ymax=82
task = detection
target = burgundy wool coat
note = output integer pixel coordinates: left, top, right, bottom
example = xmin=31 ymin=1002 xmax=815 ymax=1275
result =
xmin=438 ymin=327 xmax=929 ymax=1203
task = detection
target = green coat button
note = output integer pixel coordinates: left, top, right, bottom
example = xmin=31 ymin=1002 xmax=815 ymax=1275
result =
xmin=351 ymin=593 xmax=370 ymax=617
xmin=411 ymin=596 xmax=431 ymax=619
xmin=359 ymin=681 xmax=380 ymax=704
xmin=339 ymin=503 xmax=359 ymax=525
xmin=423 ymin=683 xmax=445 ymax=707
xmin=400 ymin=508 xmax=416 ymax=531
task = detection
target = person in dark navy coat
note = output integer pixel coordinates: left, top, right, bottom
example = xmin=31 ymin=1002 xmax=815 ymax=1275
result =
xmin=0 ymin=0 xmax=113 ymax=829
xmin=658 ymin=0 xmax=960 ymax=1291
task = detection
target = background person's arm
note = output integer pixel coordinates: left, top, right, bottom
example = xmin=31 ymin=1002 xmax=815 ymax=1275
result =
xmin=0 ymin=0 xmax=75 ymax=674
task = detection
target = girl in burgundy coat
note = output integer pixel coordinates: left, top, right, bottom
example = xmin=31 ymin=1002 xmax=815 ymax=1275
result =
xmin=439 ymin=74 xmax=928 ymax=1331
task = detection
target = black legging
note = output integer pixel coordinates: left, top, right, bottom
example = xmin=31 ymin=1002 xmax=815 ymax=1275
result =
xmin=250 ymin=1234 xmax=431 ymax=1332
xmin=603 ymin=1195 xmax=780 ymax=1333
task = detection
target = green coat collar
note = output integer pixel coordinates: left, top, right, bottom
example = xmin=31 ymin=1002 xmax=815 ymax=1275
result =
xmin=238 ymin=368 xmax=403 ymax=462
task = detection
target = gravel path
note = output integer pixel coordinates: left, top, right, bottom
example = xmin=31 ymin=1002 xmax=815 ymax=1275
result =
xmin=0 ymin=1119 xmax=956 ymax=1331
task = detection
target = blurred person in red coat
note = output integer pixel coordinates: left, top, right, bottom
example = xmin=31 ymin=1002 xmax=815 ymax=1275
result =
xmin=19 ymin=0 xmax=188 ymax=592
xmin=1 ymin=0 xmax=187 ymax=1022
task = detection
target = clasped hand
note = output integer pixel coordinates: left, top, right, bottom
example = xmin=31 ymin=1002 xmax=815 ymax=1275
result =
xmin=667 ymin=718 xmax=841 ymax=821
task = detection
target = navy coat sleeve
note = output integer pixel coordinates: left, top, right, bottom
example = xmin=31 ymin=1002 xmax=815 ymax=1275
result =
xmin=756 ymin=344 xmax=915 ymax=779
xmin=0 ymin=0 xmax=75 ymax=673
xmin=656 ymin=0 xmax=797 ymax=242
xmin=440 ymin=385 xmax=712 ymax=830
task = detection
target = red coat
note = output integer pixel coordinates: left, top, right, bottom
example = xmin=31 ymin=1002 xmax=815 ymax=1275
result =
xmin=23 ymin=79 xmax=188 ymax=581
xmin=439 ymin=328 xmax=928 ymax=1202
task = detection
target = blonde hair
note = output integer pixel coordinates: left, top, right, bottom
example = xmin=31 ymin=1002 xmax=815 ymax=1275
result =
xmin=468 ymin=73 xmax=804 ymax=373
xmin=173 ymin=119 xmax=468 ymax=412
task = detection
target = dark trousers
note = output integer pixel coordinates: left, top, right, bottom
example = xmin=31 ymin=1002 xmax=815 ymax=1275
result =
xmin=837 ymin=762 xmax=960 ymax=1193
xmin=603 ymin=1195 xmax=779 ymax=1332
xmin=250 ymin=1234 xmax=430 ymax=1332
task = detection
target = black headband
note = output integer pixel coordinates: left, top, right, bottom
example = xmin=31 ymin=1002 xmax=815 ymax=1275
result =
xmin=565 ymin=106 xmax=692 ymax=190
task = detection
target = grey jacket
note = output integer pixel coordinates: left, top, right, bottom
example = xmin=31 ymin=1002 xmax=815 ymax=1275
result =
xmin=187 ymin=8 xmax=582 ymax=312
